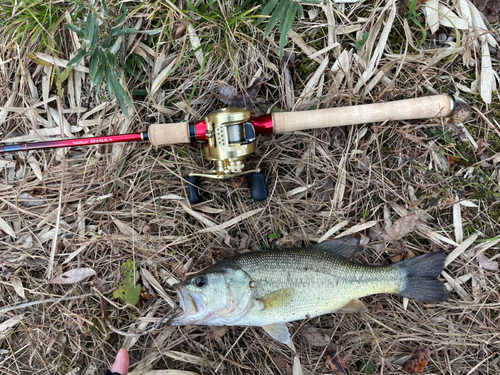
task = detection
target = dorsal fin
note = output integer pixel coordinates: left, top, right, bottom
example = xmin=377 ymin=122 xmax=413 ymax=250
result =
xmin=311 ymin=236 xmax=362 ymax=259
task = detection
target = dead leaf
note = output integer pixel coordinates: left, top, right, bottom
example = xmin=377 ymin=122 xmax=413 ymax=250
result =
xmin=238 ymin=233 xmax=250 ymax=251
xmin=140 ymin=268 xmax=175 ymax=308
xmin=0 ymin=217 xmax=15 ymax=238
xmin=283 ymin=51 xmax=296 ymax=85
xmin=208 ymin=326 xmax=228 ymax=341
xmin=381 ymin=214 xmax=419 ymax=241
xmin=219 ymin=78 xmax=265 ymax=108
xmin=293 ymin=356 xmax=303 ymax=375
xmin=472 ymin=0 xmax=500 ymax=22
xmin=10 ymin=277 xmax=25 ymax=298
xmin=18 ymin=192 xmax=45 ymax=207
xmin=273 ymin=355 xmax=290 ymax=369
xmin=390 ymin=253 xmax=403 ymax=263
xmin=0 ymin=315 xmax=24 ymax=334
xmin=173 ymin=19 xmax=188 ymax=39
xmin=403 ymin=346 xmax=431 ymax=374
xmin=448 ymin=155 xmax=464 ymax=165
xmin=182 ymin=258 xmax=194 ymax=276
xmin=140 ymin=285 xmax=156 ymax=299
xmin=48 ymin=268 xmax=96 ymax=284
xmin=358 ymin=233 xmax=370 ymax=247
xmin=317 ymin=178 xmax=334 ymax=200
xmin=477 ymin=253 xmax=499 ymax=271
xmin=327 ymin=350 xmax=349 ymax=375
xmin=300 ymin=324 xmax=329 ymax=346
xmin=477 ymin=138 xmax=486 ymax=157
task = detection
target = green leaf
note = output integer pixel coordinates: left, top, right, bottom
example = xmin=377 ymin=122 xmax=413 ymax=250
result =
xmin=93 ymin=64 xmax=105 ymax=89
xmin=112 ymin=259 xmax=141 ymax=306
xmin=355 ymin=32 xmax=369 ymax=49
xmin=58 ymin=66 xmax=74 ymax=84
xmin=84 ymin=13 xmax=96 ymax=44
xmin=102 ymin=0 xmax=108 ymax=17
xmin=105 ymin=66 xmax=113 ymax=98
xmin=177 ymin=149 xmax=189 ymax=157
xmin=107 ymin=69 xmax=133 ymax=117
xmin=297 ymin=4 xmax=304 ymax=19
xmin=268 ymin=229 xmax=281 ymax=240
xmin=261 ymin=0 xmax=279 ymax=17
xmin=67 ymin=48 xmax=88 ymax=66
xmin=101 ymin=37 xmax=113 ymax=49
xmin=264 ymin=0 xmax=288 ymax=38
xmin=113 ymin=4 xmax=128 ymax=28
xmin=67 ymin=23 xmax=84 ymax=37
xmin=111 ymin=27 xmax=139 ymax=37
xmin=278 ymin=2 xmax=297 ymax=57
xmin=358 ymin=360 xmax=376 ymax=374
xmin=89 ymin=47 xmax=100 ymax=80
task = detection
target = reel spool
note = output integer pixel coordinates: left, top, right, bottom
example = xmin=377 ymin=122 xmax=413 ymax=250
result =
xmin=186 ymin=108 xmax=268 ymax=204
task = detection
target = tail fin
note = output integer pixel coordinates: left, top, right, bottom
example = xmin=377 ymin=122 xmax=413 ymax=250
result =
xmin=394 ymin=250 xmax=449 ymax=303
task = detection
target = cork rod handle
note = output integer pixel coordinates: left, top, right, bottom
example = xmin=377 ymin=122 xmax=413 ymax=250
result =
xmin=272 ymin=94 xmax=455 ymax=134
xmin=148 ymin=122 xmax=191 ymax=145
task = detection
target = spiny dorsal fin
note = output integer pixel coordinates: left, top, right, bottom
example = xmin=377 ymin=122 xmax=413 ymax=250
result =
xmin=311 ymin=236 xmax=362 ymax=259
xmin=263 ymin=323 xmax=291 ymax=344
xmin=257 ymin=288 xmax=295 ymax=310
xmin=335 ymin=298 xmax=367 ymax=314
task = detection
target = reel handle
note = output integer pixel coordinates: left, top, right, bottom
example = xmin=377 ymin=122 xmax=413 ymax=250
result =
xmin=251 ymin=172 xmax=268 ymax=201
xmin=272 ymin=94 xmax=455 ymax=134
xmin=186 ymin=176 xmax=203 ymax=204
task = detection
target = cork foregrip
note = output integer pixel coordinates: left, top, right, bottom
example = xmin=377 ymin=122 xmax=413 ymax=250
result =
xmin=272 ymin=94 xmax=454 ymax=134
xmin=148 ymin=122 xmax=190 ymax=145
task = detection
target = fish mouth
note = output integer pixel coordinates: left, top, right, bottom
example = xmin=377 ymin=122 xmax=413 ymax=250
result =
xmin=167 ymin=284 xmax=206 ymax=325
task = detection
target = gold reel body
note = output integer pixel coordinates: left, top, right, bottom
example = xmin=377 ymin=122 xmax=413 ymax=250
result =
xmin=189 ymin=108 xmax=258 ymax=179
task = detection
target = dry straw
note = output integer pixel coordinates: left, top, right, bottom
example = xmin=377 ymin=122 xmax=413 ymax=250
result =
xmin=0 ymin=0 xmax=499 ymax=374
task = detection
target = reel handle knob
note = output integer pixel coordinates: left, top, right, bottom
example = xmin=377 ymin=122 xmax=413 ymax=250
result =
xmin=186 ymin=176 xmax=203 ymax=204
xmin=251 ymin=172 xmax=268 ymax=201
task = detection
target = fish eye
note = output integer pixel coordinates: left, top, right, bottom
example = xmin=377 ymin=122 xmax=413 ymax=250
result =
xmin=194 ymin=275 xmax=207 ymax=288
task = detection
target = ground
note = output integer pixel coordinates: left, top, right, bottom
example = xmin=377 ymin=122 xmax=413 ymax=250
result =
xmin=0 ymin=0 xmax=499 ymax=374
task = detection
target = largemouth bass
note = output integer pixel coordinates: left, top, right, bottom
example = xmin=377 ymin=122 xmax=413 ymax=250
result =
xmin=168 ymin=237 xmax=448 ymax=344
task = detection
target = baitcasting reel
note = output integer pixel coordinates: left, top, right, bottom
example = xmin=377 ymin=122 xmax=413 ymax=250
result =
xmin=185 ymin=108 xmax=268 ymax=204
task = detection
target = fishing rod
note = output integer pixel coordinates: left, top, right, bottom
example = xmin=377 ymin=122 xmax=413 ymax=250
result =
xmin=0 ymin=94 xmax=457 ymax=203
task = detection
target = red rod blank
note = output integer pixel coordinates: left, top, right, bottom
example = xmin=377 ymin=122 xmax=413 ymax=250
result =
xmin=0 ymin=133 xmax=146 ymax=155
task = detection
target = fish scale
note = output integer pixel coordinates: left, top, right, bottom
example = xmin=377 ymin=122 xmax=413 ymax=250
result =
xmin=223 ymin=249 xmax=405 ymax=326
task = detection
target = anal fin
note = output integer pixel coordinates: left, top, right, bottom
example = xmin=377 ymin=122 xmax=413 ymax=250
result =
xmin=263 ymin=323 xmax=291 ymax=344
xmin=335 ymin=299 xmax=367 ymax=314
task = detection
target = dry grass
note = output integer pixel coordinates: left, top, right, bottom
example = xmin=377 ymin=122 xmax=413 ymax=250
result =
xmin=1 ymin=0 xmax=500 ymax=374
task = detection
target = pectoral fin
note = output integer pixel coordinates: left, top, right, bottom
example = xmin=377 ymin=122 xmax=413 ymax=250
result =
xmin=336 ymin=299 xmax=367 ymax=314
xmin=257 ymin=288 xmax=295 ymax=310
xmin=263 ymin=323 xmax=291 ymax=344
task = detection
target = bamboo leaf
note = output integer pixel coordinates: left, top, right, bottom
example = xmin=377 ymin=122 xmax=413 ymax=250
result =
xmin=261 ymin=0 xmax=279 ymax=16
xmin=67 ymin=23 xmax=84 ymax=37
xmin=67 ymin=48 xmax=87 ymax=67
xmin=264 ymin=0 xmax=288 ymax=38
xmin=102 ymin=0 xmax=108 ymax=17
xmin=89 ymin=48 xmax=100 ymax=80
xmin=278 ymin=2 xmax=297 ymax=57
xmin=107 ymin=69 xmax=133 ymax=117
xmin=297 ymin=3 xmax=304 ymax=19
